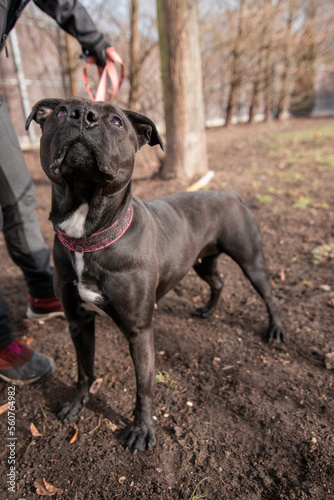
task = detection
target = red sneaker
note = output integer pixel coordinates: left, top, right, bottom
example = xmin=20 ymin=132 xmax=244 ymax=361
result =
xmin=0 ymin=340 xmax=55 ymax=385
xmin=26 ymin=295 xmax=65 ymax=321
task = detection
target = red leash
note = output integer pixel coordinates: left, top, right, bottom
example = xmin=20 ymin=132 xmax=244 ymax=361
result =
xmin=83 ymin=47 xmax=125 ymax=102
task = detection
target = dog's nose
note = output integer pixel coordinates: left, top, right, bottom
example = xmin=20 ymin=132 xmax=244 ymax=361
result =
xmin=68 ymin=106 xmax=99 ymax=128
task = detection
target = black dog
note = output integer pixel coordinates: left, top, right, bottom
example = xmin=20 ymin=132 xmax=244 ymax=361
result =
xmin=26 ymin=97 xmax=284 ymax=453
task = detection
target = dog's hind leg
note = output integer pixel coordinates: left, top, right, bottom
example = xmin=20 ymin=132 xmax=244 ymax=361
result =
xmin=238 ymin=251 xmax=284 ymax=342
xmin=192 ymin=255 xmax=224 ymax=318
xmin=223 ymin=204 xmax=284 ymax=342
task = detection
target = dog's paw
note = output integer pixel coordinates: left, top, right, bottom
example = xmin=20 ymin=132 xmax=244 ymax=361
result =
xmin=56 ymin=400 xmax=83 ymax=422
xmin=123 ymin=424 xmax=155 ymax=453
xmin=265 ymin=323 xmax=285 ymax=343
xmin=192 ymin=306 xmax=214 ymax=319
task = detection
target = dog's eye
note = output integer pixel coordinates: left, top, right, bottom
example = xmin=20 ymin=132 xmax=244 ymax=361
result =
xmin=111 ymin=117 xmax=123 ymax=129
xmin=57 ymin=108 xmax=67 ymax=117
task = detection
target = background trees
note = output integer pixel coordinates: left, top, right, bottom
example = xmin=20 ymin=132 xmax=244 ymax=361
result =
xmin=200 ymin=0 xmax=334 ymax=123
xmin=1 ymin=0 xmax=334 ymax=176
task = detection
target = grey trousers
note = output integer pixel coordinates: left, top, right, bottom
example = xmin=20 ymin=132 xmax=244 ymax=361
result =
xmin=0 ymin=95 xmax=54 ymax=348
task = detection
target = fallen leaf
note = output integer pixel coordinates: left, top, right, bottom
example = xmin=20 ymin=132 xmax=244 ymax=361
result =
xmin=192 ymin=295 xmax=201 ymax=303
xmin=280 ymin=268 xmax=286 ymax=281
xmin=69 ymin=424 xmax=78 ymax=443
xmin=105 ymin=420 xmax=118 ymax=432
xmin=89 ymin=377 xmax=103 ymax=394
xmin=34 ymin=478 xmax=63 ymax=496
xmin=23 ymin=335 xmax=34 ymax=344
xmin=30 ymin=423 xmax=43 ymax=437
xmin=0 ymin=402 xmax=9 ymax=416
xmin=118 ymin=476 xmax=126 ymax=484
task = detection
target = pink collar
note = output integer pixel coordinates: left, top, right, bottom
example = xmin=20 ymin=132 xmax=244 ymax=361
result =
xmin=54 ymin=205 xmax=133 ymax=253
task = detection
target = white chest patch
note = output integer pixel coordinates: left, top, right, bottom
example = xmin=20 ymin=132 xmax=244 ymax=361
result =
xmin=74 ymin=253 xmax=106 ymax=316
xmin=59 ymin=203 xmax=89 ymax=238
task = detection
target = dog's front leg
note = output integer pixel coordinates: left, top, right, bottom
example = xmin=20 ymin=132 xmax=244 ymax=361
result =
xmin=124 ymin=327 xmax=156 ymax=453
xmin=56 ymin=299 xmax=96 ymax=422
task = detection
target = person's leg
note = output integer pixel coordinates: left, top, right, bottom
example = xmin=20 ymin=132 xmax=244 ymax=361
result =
xmin=0 ymin=95 xmax=54 ymax=299
xmin=0 ymin=97 xmax=58 ymax=381
xmin=0 ymin=290 xmax=15 ymax=349
xmin=0 ymin=288 xmax=55 ymax=384
xmin=0 ymin=95 xmax=63 ymax=319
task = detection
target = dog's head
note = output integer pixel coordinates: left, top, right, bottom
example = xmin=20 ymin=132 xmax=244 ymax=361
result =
xmin=26 ymin=97 xmax=164 ymax=188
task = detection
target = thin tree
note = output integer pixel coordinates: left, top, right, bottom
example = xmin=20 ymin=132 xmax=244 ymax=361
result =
xmin=128 ymin=0 xmax=159 ymax=112
xmin=289 ymin=0 xmax=317 ymax=115
xmin=275 ymin=0 xmax=296 ymax=119
xmin=129 ymin=0 xmax=141 ymax=111
xmin=247 ymin=1 xmax=266 ymax=123
xmin=262 ymin=0 xmax=274 ymax=121
xmin=224 ymin=0 xmax=246 ymax=127
xmin=65 ymin=33 xmax=78 ymax=97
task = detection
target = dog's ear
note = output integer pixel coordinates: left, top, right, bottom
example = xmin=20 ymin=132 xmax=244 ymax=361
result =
xmin=123 ymin=110 xmax=164 ymax=151
xmin=26 ymin=98 xmax=64 ymax=130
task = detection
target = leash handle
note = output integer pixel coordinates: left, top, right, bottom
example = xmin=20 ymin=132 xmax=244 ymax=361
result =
xmin=83 ymin=47 xmax=125 ymax=102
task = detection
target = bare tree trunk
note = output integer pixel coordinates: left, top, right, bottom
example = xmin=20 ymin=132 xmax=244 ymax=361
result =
xmin=248 ymin=77 xmax=260 ymax=123
xmin=65 ymin=33 xmax=78 ymax=97
xmin=128 ymin=0 xmax=141 ymax=112
xmin=157 ymin=0 xmax=208 ymax=180
xmin=289 ymin=5 xmax=317 ymax=116
xmin=275 ymin=0 xmax=296 ymax=119
xmin=263 ymin=0 xmax=273 ymax=122
xmin=225 ymin=0 xmax=246 ymax=127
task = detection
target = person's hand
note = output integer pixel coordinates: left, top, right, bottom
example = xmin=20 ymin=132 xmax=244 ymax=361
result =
xmin=83 ymin=38 xmax=111 ymax=68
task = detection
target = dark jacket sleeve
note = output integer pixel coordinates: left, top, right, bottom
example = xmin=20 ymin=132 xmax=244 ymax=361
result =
xmin=33 ymin=0 xmax=104 ymax=51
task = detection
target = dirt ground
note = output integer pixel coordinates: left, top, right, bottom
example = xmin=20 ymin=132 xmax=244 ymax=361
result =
xmin=0 ymin=117 xmax=333 ymax=499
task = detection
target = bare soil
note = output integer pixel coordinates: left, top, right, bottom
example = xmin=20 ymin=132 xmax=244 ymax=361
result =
xmin=0 ymin=117 xmax=333 ymax=499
